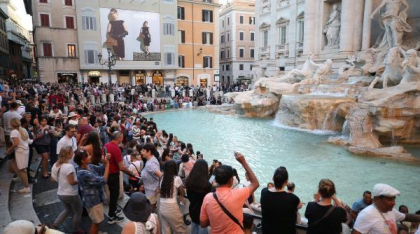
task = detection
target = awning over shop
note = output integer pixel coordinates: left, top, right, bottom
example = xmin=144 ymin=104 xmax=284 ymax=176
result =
xmin=88 ymin=71 xmax=102 ymax=77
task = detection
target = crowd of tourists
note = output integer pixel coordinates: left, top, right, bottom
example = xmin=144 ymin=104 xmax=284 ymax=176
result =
xmin=1 ymin=81 xmax=420 ymax=234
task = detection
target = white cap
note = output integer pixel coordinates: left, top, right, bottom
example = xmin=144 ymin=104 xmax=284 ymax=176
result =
xmin=68 ymin=112 xmax=77 ymax=118
xmin=373 ymin=183 xmax=401 ymax=197
xmin=3 ymin=220 xmax=35 ymax=234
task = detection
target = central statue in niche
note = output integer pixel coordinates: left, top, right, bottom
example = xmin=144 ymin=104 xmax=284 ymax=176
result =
xmin=324 ymin=3 xmax=341 ymax=48
xmin=370 ymin=0 xmax=411 ymax=49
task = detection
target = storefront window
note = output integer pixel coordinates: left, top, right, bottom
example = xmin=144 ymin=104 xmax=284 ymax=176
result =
xmin=176 ymin=76 xmax=188 ymax=86
xmin=135 ymin=73 xmax=146 ymax=85
xmin=200 ymin=78 xmax=207 ymax=87
xmin=152 ymin=71 xmax=163 ymax=86
xmin=58 ymin=73 xmax=78 ymax=84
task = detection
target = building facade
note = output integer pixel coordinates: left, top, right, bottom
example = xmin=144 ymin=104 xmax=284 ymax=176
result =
xmin=255 ymin=0 xmax=420 ymax=74
xmin=0 ymin=8 xmax=9 ymax=80
xmin=75 ymin=0 xmax=179 ymax=85
xmin=29 ymin=0 xmax=79 ymax=83
xmin=219 ymin=0 xmax=255 ymax=85
xmin=176 ymin=0 xmax=221 ymax=87
xmin=1 ymin=0 xmax=33 ymax=82
xmin=255 ymin=0 xmax=305 ymax=75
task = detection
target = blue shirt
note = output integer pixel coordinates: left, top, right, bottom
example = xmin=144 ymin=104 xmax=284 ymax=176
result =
xmin=77 ymin=164 xmax=106 ymax=208
xmin=352 ymin=198 xmax=369 ymax=213
xmin=141 ymin=156 xmax=160 ymax=197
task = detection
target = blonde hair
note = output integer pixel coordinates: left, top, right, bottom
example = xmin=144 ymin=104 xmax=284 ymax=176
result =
xmin=57 ymin=145 xmax=73 ymax=165
xmin=11 ymin=118 xmax=28 ymax=141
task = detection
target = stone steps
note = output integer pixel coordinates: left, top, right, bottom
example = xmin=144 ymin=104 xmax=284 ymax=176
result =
xmin=0 ymin=147 xmax=42 ymax=233
xmin=0 ymin=147 xmax=13 ymax=233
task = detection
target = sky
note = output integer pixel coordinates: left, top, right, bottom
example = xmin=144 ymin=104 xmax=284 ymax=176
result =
xmin=12 ymin=0 xmax=33 ymax=30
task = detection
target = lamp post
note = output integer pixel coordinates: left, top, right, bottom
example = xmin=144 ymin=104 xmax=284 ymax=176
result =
xmin=98 ymin=48 xmax=117 ymax=84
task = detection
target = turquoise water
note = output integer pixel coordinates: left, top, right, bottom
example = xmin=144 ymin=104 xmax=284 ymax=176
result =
xmin=148 ymin=110 xmax=420 ymax=211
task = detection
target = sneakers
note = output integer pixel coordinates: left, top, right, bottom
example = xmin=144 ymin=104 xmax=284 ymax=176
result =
xmin=18 ymin=187 xmax=31 ymax=194
xmin=115 ymin=208 xmax=123 ymax=216
xmin=108 ymin=215 xmax=124 ymax=224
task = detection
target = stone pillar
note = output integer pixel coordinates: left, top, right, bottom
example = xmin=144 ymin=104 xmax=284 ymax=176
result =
xmin=362 ymin=0 xmax=373 ymax=50
xmin=152 ymin=89 xmax=156 ymax=99
xmin=303 ymin=0 xmax=316 ymax=55
xmin=101 ymin=94 xmax=106 ymax=103
xmin=109 ymin=93 xmax=114 ymax=103
xmin=340 ymin=0 xmax=357 ymax=52
xmin=182 ymin=90 xmax=186 ymax=97
xmin=171 ymin=89 xmax=175 ymax=98
xmin=353 ymin=0 xmax=365 ymax=52
xmin=90 ymin=95 xmax=95 ymax=104
xmin=288 ymin=0 xmax=298 ymax=58
xmin=189 ymin=90 xmax=193 ymax=97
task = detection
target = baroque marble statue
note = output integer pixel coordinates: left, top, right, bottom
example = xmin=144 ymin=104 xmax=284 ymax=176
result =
xmin=370 ymin=0 xmax=411 ymax=49
xmin=369 ymin=47 xmax=404 ymax=89
xmin=324 ymin=4 xmax=341 ymax=48
xmin=283 ymin=53 xmax=316 ymax=81
xmin=313 ymin=59 xmax=333 ymax=84
xmin=400 ymin=49 xmax=420 ymax=85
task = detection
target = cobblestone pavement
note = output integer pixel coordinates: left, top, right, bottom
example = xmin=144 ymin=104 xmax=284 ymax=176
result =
xmin=33 ymin=172 xmax=123 ymax=234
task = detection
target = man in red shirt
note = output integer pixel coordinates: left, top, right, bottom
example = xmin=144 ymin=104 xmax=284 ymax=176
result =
xmin=104 ymin=131 xmax=137 ymax=224
xmin=200 ymin=152 xmax=259 ymax=234
xmin=76 ymin=117 xmax=93 ymax=145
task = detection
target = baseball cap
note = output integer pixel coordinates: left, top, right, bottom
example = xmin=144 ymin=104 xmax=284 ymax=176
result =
xmin=3 ymin=220 xmax=35 ymax=234
xmin=372 ymin=183 xmax=401 ymax=197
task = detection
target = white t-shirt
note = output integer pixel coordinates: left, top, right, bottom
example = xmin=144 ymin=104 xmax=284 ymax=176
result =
xmin=353 ymin=205 xmax=405 ymax=234
xmin=57 ymin=135 xmax=77 ymax=154
xmin=10 ymin=129 xmax=29 ymax=150
xmin=51 ymin=163 xmax=78 ymax=196
xmin=159 ymin=176 xmax=183 ymax=203
xmin=3 ymin=110 xmax=22 ymax=134
xmin=415 ymin=228 xmax=420 ymax=234
xmin=128 ymin=161 xmax=143 ymax=177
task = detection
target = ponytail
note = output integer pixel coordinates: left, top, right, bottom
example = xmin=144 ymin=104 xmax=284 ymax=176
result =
xmin=18 ymin=126 xmax=29 ymax=141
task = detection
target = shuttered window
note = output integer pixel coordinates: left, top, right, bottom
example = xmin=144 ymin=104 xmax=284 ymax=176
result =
xmin=43 ymin=43 xmax=52 ymax=56
xmin=179 ymin=30 xmax=185 ymax=43
xmin=202 ymin=10 xmax=213 ymax=22
xmin=163 ymin=23 xmax=175 ymax=35
xmin=202 ymin=32 xmax=213 ymax=45
xmin=82 ymin=16 xmax=97 ymax=31
xmin=178 ymin=55 xmax=185 ymax=68
xmin=40 ymin=14 xmax=50 ymax=27
xmin=65 ymin=16 xmax=75 ymax=29
xmin=165 ymin=53 xmax=175 ymax=65
xmin=84 ymin=50 xmax=97 ymax=64
xmin=203 ymin=56 xmax=212 ymax=68
xmin=177 ymin=7 xmax=185 ymax=20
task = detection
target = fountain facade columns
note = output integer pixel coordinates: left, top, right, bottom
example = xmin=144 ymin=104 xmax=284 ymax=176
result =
xmin=340 ymin=0 xmax=357 ymax=53
xmin=303 ymin=0 xmax=316 ymax=55
xmin=362 ymin=0 xmax=373 ymax=50
xmin=353 ymin=0 xmax=365 ymax=52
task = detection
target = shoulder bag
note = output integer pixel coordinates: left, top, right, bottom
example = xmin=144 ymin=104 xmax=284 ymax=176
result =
xmin=212 ymin=192 xmax=244 ymax=231
xmin=310 ymin=205 xmax=335 ymax=227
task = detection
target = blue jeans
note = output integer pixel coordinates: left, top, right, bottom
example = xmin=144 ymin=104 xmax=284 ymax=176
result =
xmin=191 ymin=222 xmax=208 ymax=234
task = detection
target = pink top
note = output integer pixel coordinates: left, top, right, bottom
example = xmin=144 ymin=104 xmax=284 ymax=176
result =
xmin=200 ymin=186 xmax=250 ymax=234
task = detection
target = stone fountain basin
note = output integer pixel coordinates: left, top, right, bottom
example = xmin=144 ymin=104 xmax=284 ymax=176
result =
xmin=275 ymin=94 xmax=356 ymax=131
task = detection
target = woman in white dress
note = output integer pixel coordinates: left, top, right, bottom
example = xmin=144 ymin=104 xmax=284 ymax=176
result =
xmin=6 ymin=118 xmax=32 ymax=193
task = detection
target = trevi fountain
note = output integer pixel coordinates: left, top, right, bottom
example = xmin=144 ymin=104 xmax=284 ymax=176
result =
xmin=210 ymin=0 xmax=420 ymax=162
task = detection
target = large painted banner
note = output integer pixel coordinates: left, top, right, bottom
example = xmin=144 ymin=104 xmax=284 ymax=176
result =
xmin=100 ymin=8 xmax=161 ymax=61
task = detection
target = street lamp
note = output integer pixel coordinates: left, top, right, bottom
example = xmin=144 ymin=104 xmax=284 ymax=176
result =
xmin=98 ymin=48 xmax=117 ymax=84
xmin=197 ymin=47 xmax=203 ymax=56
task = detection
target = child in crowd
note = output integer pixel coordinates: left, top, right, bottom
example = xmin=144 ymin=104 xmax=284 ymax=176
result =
xmin=128 ymin=152 xmax=143 ymax=192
